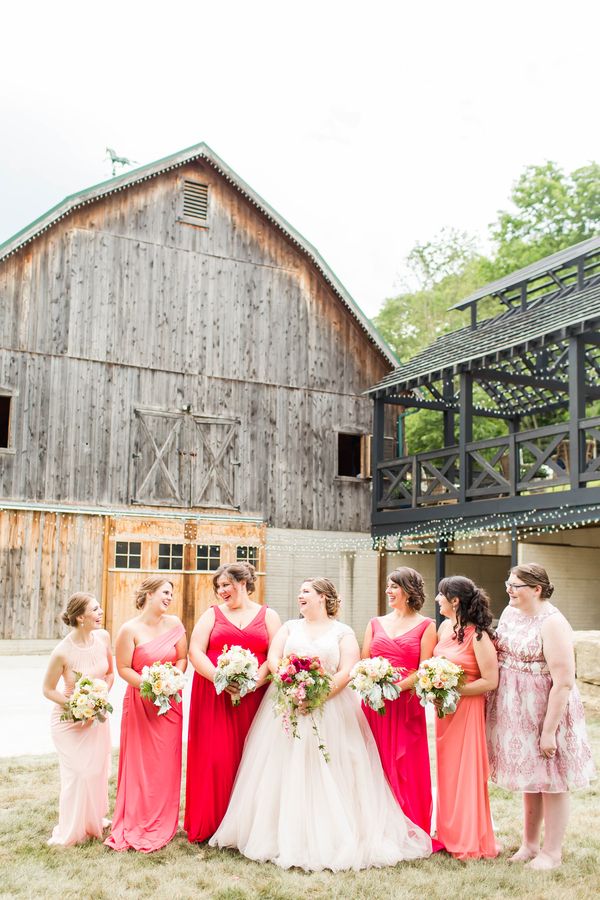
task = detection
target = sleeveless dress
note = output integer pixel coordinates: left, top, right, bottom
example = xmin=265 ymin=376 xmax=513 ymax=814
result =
xmin=434 ymin=625 xmax=499 ymax=860
xmin=48 ymin=631 xmax=112 ymax=846
xmin=363 ymin=617 xmax=436 ymax=839
xmin=486 ymin=604 xmax=595 ymax=792
xmin=105 ymin=623 xmax=185 ymax=852
xmin=185 ymin=604 xmax=270 ymax=842
xmin=210 ymin=618 xmax=432 ymax=871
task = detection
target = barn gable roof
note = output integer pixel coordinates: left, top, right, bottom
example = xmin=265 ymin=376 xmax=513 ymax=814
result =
xmin=0 ymin=142 xmax=397 ymax=366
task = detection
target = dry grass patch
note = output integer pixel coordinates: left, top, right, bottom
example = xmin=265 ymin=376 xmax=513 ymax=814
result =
xmin=1 ymin=716 xmax=598 ymax=900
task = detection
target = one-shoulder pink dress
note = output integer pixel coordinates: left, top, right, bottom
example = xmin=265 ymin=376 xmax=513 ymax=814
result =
xmin=105 ymin=623 xmax=185 ymax=852
xmin=363 ymin=617 xmax=435 ymax=837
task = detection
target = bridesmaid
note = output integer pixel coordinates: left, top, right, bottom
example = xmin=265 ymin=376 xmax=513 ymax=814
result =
xmin=105 ymin=577 xmax=187 ymax=853
xmin=184 ymin=563 xmax=281 ymax=842
xmin=43 ymin=592 xmax=113 ymax=846
xmin=434 ymin=576 xmax=499 ymax=859
xmin=361 ymin=567 xmax=437 ymax=838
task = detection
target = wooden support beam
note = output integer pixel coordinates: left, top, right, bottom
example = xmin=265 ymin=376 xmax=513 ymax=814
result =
xmin=372 ymin=397 xmax=386 ymax=521
xmin=568 ymin=335 xmax=585 ymax=491
xmin=475 ymin=367 xmax=568 ymax=392
xmin=459 ymin=372 xmax=473 ymax=504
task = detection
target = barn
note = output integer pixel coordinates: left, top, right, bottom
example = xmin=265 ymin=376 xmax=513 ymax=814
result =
xmin=0 ymin=142 xmax=395 ymax=642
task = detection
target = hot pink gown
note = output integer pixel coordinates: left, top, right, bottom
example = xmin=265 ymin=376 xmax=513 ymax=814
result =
xmin=184 ymin=605 xmax=269 ymax=842
xmin=434 ymin=625 xmax=499 ymax=860
xmin=48 ymin=632 xmax=112 ymax=845
xmin=105 ymin=623 xmax=185 ymax=853
xmin=363 ymin=617 xmax=435 ymax=836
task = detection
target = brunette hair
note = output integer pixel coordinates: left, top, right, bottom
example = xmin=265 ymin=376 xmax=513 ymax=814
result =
xmin=212 ymin=563 xmax=256 ymax=595
xmin=134 ymin=576 xmax=173 ymax=610
xmin=388 ymin=567 xmax=426 ymax=611
xmin=438 ymin=575 xmax=495 ymax=643
xmin=61 ymin=592 xmax=95 ymax=627
xmin=510 ymin=563 xmax=554 ymax=599
xmin=304 ymin=577 xmax=341 ymax=618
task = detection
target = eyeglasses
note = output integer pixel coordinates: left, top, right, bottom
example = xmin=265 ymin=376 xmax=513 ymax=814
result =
xmin=505 ymin=581 xmax=528 ymax=591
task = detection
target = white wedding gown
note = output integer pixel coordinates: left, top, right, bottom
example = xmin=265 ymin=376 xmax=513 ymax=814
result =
xmin=210 ymin=618 xmax=432 ymax=871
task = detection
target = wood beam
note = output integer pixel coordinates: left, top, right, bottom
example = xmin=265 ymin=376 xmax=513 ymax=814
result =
xmin=459 ymin=372 xmax=473 ymax=504
xmin=568 ymin=335 xmax=585 ymax=490
xmin=476 ymin=367 xmax=568 ymax=392
xmin=372 ymin=397 xmax=386 ymax=522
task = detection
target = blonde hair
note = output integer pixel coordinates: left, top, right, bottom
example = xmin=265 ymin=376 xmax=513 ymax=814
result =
xmin=62 ymin=592 xmax=95 ymax=627
xmin=304 ymin=577 xmax=341 ymax=618
xmin=134 ymin=576 xmax=173 ymax=610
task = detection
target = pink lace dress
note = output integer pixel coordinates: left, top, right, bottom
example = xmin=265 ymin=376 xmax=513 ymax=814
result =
xmin=486 ymin=604 xmax=595 ymax=792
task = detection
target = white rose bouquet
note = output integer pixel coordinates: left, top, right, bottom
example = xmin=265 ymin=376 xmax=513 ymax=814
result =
xmin=61 ymin=672 xmax=113 ymax=724
xmin=349 ymin=656 xmax=403 ymax=715
xmin=213 ymin=644 xmax=259 ymax=706
xmin=414 ymin=656 xmax=465 ymax=718
xmin=140 ymin=661 xmax=186 ymax=715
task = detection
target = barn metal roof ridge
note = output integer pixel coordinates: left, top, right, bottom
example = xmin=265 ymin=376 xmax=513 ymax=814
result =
xmin=451 ymin=235 xmax=600 ymax=309
xmin=0 ymin=142 xmax=398 ymax=367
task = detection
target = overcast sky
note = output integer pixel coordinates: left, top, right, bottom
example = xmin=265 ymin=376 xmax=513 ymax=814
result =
xmin=1 ymin=0 xmax=598 ymax=318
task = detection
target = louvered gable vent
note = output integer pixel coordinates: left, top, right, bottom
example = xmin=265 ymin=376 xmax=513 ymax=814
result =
xmin=183 ymin=180 xmax=209 ymax=222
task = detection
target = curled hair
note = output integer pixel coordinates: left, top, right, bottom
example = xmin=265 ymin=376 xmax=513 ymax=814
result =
xmin=510 ymin=564 xmax=554 ymax=599
xmin=134 ymin=576 xmax=173 ymax=610
xmin=304 ymin=577 xmax=341 ymax=618
xmin=438 ymin=576 xmax=495 ymax=643
xmin=212 ymin=563 xmax=256 ymax=595
xmin=62 ymin=592 xmax=95 ymax=628
xmin=388 ymin=567 xmax=426 ymax=611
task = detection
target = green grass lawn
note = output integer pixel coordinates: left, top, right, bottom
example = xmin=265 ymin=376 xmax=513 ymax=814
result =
xmin=1 ymin=716 xmax=598 ymax=900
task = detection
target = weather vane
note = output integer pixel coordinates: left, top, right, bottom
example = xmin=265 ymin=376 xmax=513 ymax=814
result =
xmin=105 ymin=147 xmax=138 ymax=176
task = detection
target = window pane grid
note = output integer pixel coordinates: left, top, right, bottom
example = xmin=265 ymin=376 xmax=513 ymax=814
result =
xmin=158 ymin=543 xmax=183 ymax=571
xmin=236 ymin=545 xmax=258 ymax=566
xmin=114 ymin=541 xmax=142 ymax=569
xmin=197 ymin=544 xmax=221 ymax=572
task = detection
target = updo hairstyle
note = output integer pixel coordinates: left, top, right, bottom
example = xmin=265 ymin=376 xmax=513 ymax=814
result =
xmin=305 ymin=577 xmax=341 ymax=618
xmin=438 ymin=575 xmax=495 ymax=643
xmin=135 ymin=576 xmax=174 ymax=610
xmin=61 ymin=592 xmax=95 ymax=627
xmin=212 ymin=563 xmax=256 ymax=595
xmin=388 ymin=567 xmax=426 ymax=610
xmin=510 ymin=564 xmax=554 ymax=599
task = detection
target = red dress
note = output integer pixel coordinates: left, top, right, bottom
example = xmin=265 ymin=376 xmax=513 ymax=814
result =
xmin=363 ymin=617 xmax=435 ymax=837
xmin=184 ymin=604 xmax=269 ymax=842
xmin=105 ymin=623 xmax=185 ymax=852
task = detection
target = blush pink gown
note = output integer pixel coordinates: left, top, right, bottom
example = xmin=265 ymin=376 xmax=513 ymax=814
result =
xmin=363 ymin=617 xmax=435 ymax=837
xmin=48 ymin=632 xmax=112 ymax=845
xmin=434 ymin=625 xmax=499 ymax=859
xmin=105 ymin=623 xmax=185 ymax=853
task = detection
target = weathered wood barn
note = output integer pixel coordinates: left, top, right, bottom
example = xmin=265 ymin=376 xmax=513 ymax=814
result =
xmin=0 ymin=142 xmax=396 ymax=640
xmin=368 ymin=237 xmax=600 ymax=627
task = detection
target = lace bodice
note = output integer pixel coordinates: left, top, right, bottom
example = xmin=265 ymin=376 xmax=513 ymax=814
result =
xmin=496 ymin=603 xmax=560 ymax=676
xmin=283 ymin=619 xmax=355 ymax=675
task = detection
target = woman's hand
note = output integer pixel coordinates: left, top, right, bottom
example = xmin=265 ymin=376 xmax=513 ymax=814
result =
xmin=540 ymin=729 xmax=557 ymax=758
xmin=224 ymin=683 xmax=241 ymax=697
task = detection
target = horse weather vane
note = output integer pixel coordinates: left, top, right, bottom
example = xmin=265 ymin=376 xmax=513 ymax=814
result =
xmin=106 ymin=147 xmax=138 ymax=176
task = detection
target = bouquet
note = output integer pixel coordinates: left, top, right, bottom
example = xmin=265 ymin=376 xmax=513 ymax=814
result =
xmin=61 ymin=672 xmax=113 ymax=724
xmin=414 ymin=656 xmax=465 ymax=718
xmin=139 ymin=661 xmax=186 ymax=715
xmin=349 ymin=656 xmax=404 ymax=715
xmin=213 ymin=644 xmax=259 ymax=706
xmin=271 ymin=655 xmax=332 ymax=761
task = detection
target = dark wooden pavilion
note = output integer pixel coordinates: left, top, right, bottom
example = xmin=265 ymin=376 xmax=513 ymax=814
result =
xmin=368 ymin=236 xmax=600 ymax=593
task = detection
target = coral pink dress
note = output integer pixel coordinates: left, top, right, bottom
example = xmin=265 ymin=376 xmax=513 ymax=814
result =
xmin=363 ymin=617 xmax=435 ymax=836
xmin=486 ymin=604 xmax=595 ymax=792
xmin=434 ymin=625 xmax=499 ymax=860
xmin=105 ymin=623 xmax=185 ymax=853
xmin=184 ymin=605 xmax=269 ymax=842
xmin=48 ymin=632 xmax=112 ymax=846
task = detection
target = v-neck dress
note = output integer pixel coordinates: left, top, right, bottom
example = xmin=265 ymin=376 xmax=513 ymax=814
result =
xmin=184 ymin=604 xmax=270 ymax=842
xmin=363 ymin=617 xmax=435 ymax=838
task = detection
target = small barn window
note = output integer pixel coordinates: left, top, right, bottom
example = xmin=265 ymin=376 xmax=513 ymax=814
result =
xmin=337 ymin=432 xmax=371 ymax=479
xmin=237 ymin=545 xmax=258 ymax=566
xmin=158 ymin=543 xmax=184 ymax=571
xmin=197 ymin=544 xmax=221 ymax=572
xmin=180 ymin=180 xmax=209 ymax=226
xmin=0 ymin=395 xmax=11 ymax=448
xmin=115 ymin=541 xmax=142 ymax=569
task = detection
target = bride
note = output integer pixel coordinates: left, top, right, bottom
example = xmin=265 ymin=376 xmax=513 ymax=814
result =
xmin=210 ymin=577 xmax=432 ymax=871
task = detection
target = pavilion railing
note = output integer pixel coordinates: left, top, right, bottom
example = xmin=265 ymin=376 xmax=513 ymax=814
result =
xmin=376 ymin=416 xmax=600 ymax=511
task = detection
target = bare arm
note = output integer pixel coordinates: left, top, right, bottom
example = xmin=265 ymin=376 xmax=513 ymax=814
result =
xmin=256 ymin=608 xmax=283 ymax=687
xmin=42 ymin=647 xmax=69 ymax=708
xmin=360 ymin=621 xmax=373 ymax=659
xmin=99 ymin=630 xmax=114 ymax=690
xmin=327 ymin=633 xmax=360 ymax=701
xmin=539 ymin=613 xmax=575 ymax=757
xmin=397 ymin=621 xmax=438 ymax=691
xmin=174 ymin=624 xmax=188 ymax=674
xmin=267 ymin=623 xmax=290 ymax=674
xmin=115 ymin=624 xmax=142 ymax=689
xmin=188 ymin=609 xmax=217 ymax=681
xmin=460 ymin=632 xmax=498 ymax=696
